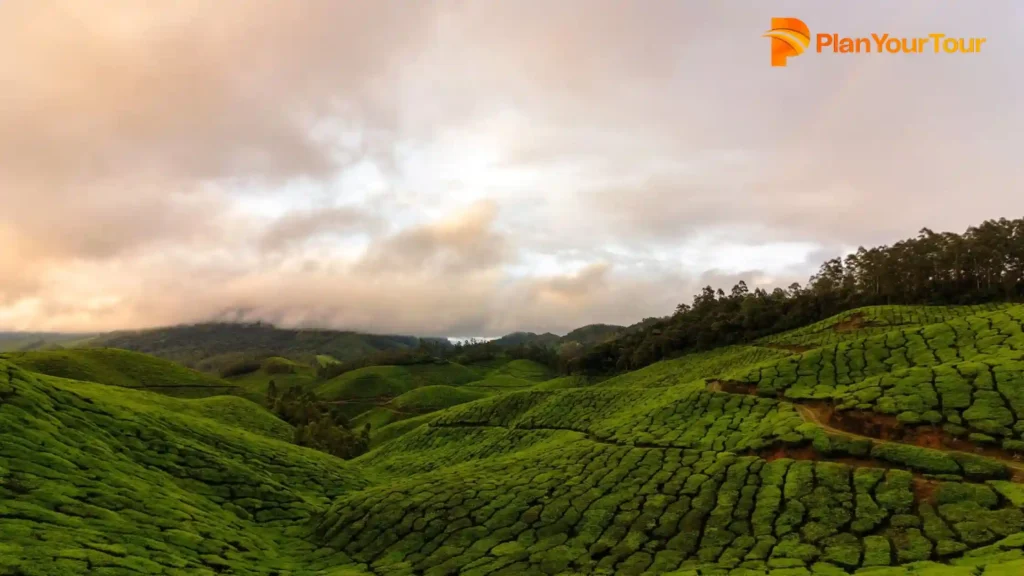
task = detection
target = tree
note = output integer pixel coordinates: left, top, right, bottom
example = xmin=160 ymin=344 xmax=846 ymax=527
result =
xmin=570 ymin=217 xmax=1024 ymax=376
xmin=265 ymin=379 xmax=278 ymax=407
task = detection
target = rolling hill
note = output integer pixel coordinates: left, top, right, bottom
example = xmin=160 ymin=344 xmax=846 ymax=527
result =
xmin=0 ymin=348 xmax=238 ymax=398
xmin=0 ymin=332 xmax=95 ymax=352
xmin=86 ymin=322 xmax=444 ymax=370
xmin=8 ymin=305 xmax=1024 ymax=574
xmin=318 ymin=358 xmax=557 ymax=429
xmin=491 ymin=324 xmax=627 ymax=349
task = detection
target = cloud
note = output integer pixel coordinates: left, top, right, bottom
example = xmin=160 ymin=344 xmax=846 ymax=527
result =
xmin=357 ymin=202 xmax=510 ymax=276
xmin=1 ymin=1 xmax=1022 ymax=335
xmin=259 ymin=207 xmax=381 ymax=253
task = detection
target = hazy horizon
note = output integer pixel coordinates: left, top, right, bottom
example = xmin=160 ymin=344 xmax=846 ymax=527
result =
xmin=2 ymin=1 xmax=1022 ymax=337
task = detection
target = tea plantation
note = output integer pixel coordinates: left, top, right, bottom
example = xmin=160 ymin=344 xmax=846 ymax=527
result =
xmin=10 ymin=306 xmax=1024 ymax=574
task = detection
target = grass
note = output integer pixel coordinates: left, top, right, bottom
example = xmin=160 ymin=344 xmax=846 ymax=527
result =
xmin=485 ymin=358 xmax=555 ymax=381
xmin=367 ymin=413 xmax=437 ymax=448
xmin=389 ymin=385 xmax=489 ymax=413
xmin=315 ymin=362 xmax=480 ymax=401
xmin=0 ymin=348 xmax=236 ymax=397
xmin=316 ymin=354 xmax=341 ymax=367
xmin=530 ymin=375 xmax=589 ymax=391
xmin=462 ymin=374 xmax=535 ymax=388
xmin=225 ymin=358 xmax=318 ymax=403
xmin=350 ymin=406 xmax=408 ymax=432
xmin=9 ymin=305 xmax=1024 ymax=574
xmin=174 ymin=396 xmax=294 ymax=441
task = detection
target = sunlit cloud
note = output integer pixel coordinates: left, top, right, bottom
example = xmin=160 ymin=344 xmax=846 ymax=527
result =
xmin=1 ymin=1 xmax=1021 ymax=335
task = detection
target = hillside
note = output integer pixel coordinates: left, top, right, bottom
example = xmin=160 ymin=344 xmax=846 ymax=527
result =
xmin=573 ymin=218 xmax=1024 ymax=376
xmin=492 ymin=331 xmax=562 ymax=348
xmin=87 ymin=322 xmax=439 ymax=370
xmin=491 ymin=324 xmax=625 ymax=349
xmin=561 ymin=323 xmax=626 ymax=345
xmin=224 ymin=356 xmax=320 ymax=404
xmin=0 ymin=348 xmax=238 ymax=398
xmin=10 ymin=305 xmax=1024 ymax=573
xmin=317 ymin=358 xmax=555 ymax=426
xmin=0 ymin=332 xmax=94 ymax=352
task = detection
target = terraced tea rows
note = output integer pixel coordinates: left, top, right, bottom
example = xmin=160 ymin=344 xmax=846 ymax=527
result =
xmin=596 ymin=346 xmax=789 ymax=389
xmin=329 ymin=427 xmax=1024 ymax=575
xmin=757 ymin=304 xmax=1013 ymax=349
xmin=1 ymin=348 xmax=238 ymax=398
xmin=733 ymin=306 xmax=1024 ymax=459
xmin=9 ymin=305 xmax=1024 ymax=574
xmin=0 ymin=361 xmax=366 ymax=575
xmin=433 ymin=386 xmax=805 ymax=453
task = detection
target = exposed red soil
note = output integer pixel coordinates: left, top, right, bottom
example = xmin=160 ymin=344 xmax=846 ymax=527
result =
xmin=831 ymin=312 xmax=876 ymax=333
xmin=760 ymin=444 xmax=819 ymax=462
xmin=802 ymin=402 xmax=1024 ymax=474
xmin=754 ymin=443 xmax=936 ymax=479
xmin=708 ymin=379 xmax=1024 ymax=481
xmin=913 ymin=477 xmax=940 ymax=504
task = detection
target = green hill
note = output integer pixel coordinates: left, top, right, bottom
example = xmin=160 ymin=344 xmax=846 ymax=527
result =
xmin=487 ymin=358 xmax=556 ymax=381
xmin=172 ymin=395 xmax=295 ymax=442
xmin=0 ymin=348 xmax=238 ymax=397
xmin=490 ymin=325 xmax=625 ymax=349
xmin=0 ymin=359 xmax=366 ymax=574
xmin=0 ymin=332 xmax=95 ymax=352
xmin=315 ymin=358 xmax=556 ymax=426
xmin=13 ymin=305 xmax=1024 ymax=574
xmin=87 ymin=322 xmax=437 ymax=370
xmin=561 ymin=323 xmax=626 ymax=345
xmin=315 ymin=362 xmax=481 ymax=401
xmin=491 ymin=331 xmax=562 ymax=348
xmin=225 ymin=356 xmax=320 ymax=403
xmin=389 ymin=385 xmax=489 ymax=413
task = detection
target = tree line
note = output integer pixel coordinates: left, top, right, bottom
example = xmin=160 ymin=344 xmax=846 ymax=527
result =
xmin=314 ymin=338 xmax=560 ymax=380
xmin=265 ymin=380 xmax=369 ymax=459
xmin=570 ymin=217 xmax=1024 ymax=374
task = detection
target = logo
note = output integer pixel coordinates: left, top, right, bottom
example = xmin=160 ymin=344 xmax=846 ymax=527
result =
xmin=764 ymin=18 xmax=810 ymax=67
xmin=765 ymin=18 xmax=987 ymax=67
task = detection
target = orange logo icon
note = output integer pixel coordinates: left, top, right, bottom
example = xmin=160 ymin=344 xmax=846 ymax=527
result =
xmin=765 ymin=18 xmax=810 ymax=67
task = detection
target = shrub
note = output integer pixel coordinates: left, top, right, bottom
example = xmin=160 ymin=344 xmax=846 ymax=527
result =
xmin=218 ymin=358 xmax=263 ymax=378
xmin=870 ymin=443 xmax=960 ymax=475
xmin=263 ymin=357 xmax=297 ymax=375
xmin=951 ymin=453 xmax=1010 ymax=480
xmin=936 ymin=482 xmax=998 ymax=508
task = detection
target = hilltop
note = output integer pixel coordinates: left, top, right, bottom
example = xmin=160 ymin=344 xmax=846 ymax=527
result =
xmin=492 ymin=324 xmax=628 ymax=349
xmin=0 ymin=332 xmax=94 ymax=352
xmin=86 ymin=322 xmax=441 ymax=371
xmin=0 ymin=348 xmax=238 ymax=397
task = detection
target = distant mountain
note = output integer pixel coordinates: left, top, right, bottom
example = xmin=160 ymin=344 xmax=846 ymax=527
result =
xmin=560 ymin=323 xmax=625 ymax=345
xmin=490 ymin=323 xmax=626 ymax=349
xmin=491 ymin=331 xmax=561 ymax=347
xmin=88 ymin=322 xmax=437 ymax=371
xmin=0 ymin=332 xmax=95 ymax=352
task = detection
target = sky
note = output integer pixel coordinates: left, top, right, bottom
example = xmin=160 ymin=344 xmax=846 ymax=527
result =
xmin=1 ymin=1 xmax=1022 ymax=337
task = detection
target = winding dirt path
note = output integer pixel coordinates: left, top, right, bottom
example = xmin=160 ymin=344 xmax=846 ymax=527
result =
xmin=708 ymin=380 xmax=1024 ymax=479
